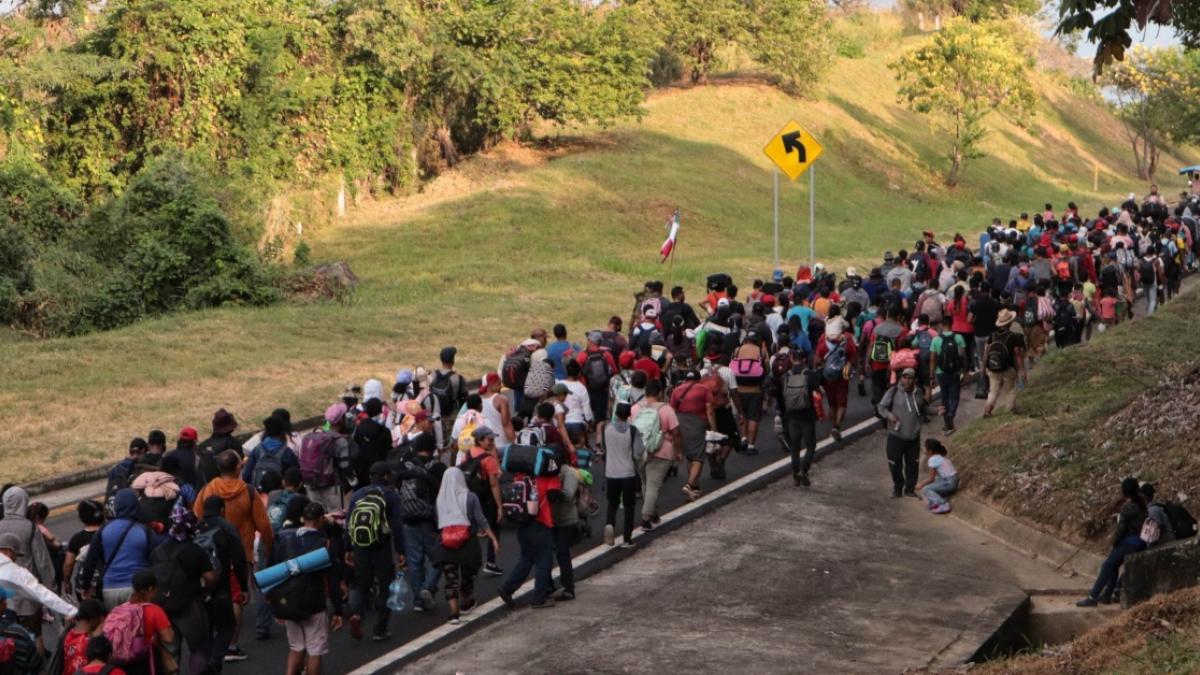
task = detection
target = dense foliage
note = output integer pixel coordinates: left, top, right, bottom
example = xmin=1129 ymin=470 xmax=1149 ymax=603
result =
xmin=891 ymin=18 xmax=1036 ymax=187
xmin=0 ymin=0 xmax=833 ymax=336
xmin=1101 ymin=47 xmax=1200 ymax=180
xmin=1057 ymin=0 xmax=1200 ymax=74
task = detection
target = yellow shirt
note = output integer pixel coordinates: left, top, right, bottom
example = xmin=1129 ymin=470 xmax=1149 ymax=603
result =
xmin=1016 ymin=218 xmax=1031 ymax=233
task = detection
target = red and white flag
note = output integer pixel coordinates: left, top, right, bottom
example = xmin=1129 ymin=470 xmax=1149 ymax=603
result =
xmin=659 ymin=210 xmax=679 ymax=263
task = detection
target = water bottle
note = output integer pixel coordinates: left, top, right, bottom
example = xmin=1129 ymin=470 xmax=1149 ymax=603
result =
xmin=386 ymin=570 xmax=410 ymax=612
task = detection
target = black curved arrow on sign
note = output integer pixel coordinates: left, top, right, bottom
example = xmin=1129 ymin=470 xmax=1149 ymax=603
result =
xmin=782 ymin=131 xmax=806 ymax=163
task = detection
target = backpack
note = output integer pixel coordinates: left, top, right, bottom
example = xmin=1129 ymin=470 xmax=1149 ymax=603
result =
xmin=196 ymin=448 xmax=219 ymax=490
xmin=822 ymin=341 xmax=848 ymax=381
xmin=1140 ymin=516 xmax=1161 ymax=545
xmin=461 ymin=454 xmax=491 ymax=502
xmin=783 ymin=370 xmax=813 ymax=412
xmin=937 ymin=335 xmax=963 ymax=373
xmin=985 ymin=334 xmax=1012 ymax=372
xmin=348 ymin=489 xmax=390 ymax=548
xmin=267 ymin=490 xmax=295 ymax=532
xmin=869 ymin=333 xmax=895 ymax=364
xmin=265 ymin=535 xmax=315 ymax=621
xmin=916 ymin=329 xmax=936 ymax=359
xmin=914 ymin=256 xmax=931 ymax=283
xmin=429 ymin=370 xmax=457 ymax=417
xmin=1053 ymin=301 xmax=1075 ymax=332
xmin=1116 ymin=247 xmax=1136 ymax=269
xmin=515 ymin=425 xmax=547 ymax=447
xmin=731 ymin=348 xmax=765 ymax=386
xmin=584 ymin=350 xmax=612 ymax=390
xmin=499 ymin=474 xmax=537 ymax=523
xmin=523 ymin=360 xmax=555 ymax=399
xmin=1100 ymin=265 xmax=1120 ymax=289
xmin=770 ymin=350 xmax=794 ymax=395
xmin=703 ymin=369 xmax=730 ymax=408
xmin=192 ymin=526 xmax=224 ymax=578
xmin=103 ymin=603 xmax=150 ymax=665
xmin=1036 ymin=295 xmax=1055 ymax=322
xmin=501 ymin=347 xmax=532 ymax=390
xmin=631 ymin=404 xmax=664 ymax=454
xmin=150 ymin=545 xmax=195 ymax=614
xmin=398 ymin=460 xmax=436 ymax=523
xmin=1021 ymin=297 xmax=1039 ymax=327
xmin=1138 ymin=258 xmax=1156 ymax=286
xmin=457 ymin=412 xmax=481 ymax=455
xmin=299 ymin=431 xmax=339 ymax=489
xmin=919 ymin=291 xmax=942 ymax=321
xmin=1160 ymin=502 xmax=1198 ymax=539
xmin=250 ymin=444 xmax=285 ymax=490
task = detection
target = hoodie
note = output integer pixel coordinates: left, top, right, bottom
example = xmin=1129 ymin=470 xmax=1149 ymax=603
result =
xmin=192 ymin=476 xmax=274 ymax=560
xmin=241 ymin=436 xmax=300 ymax=487
xmin=877 ymin=384 xmax=929 ymax=441
xmin=78 ymin=489 xmax=159 ymax=592
xmin=0 ymin=487 xmax=56 ymax=615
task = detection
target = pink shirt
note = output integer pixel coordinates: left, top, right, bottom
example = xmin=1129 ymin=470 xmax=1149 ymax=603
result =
xmin=631 ymin=401 xmax=680 ymax=461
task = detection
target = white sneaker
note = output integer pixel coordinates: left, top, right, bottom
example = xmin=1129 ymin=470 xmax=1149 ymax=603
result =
xmin=603 ymin=524 xmax=615 ymax=546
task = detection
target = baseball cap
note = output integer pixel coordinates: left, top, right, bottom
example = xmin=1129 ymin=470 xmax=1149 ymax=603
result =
xmin=0 ymin=533 xmax=21 ymax=552
xmin=472 ymin=426 xmax=496 ymax=442
xmin=179 ymin=427 xmax=198 ymax=442
xmin=479 ymin=372 xmax=500 ymax=394
xmin=619 ymin=351 xmax=636 ymax=368
xmin=552 ymin=383 xmax=570 ymax=396
xmin=324 ymin=402 xmax=348 ymax=425
xmin=369 ymin=461 xmax=392 ymax=478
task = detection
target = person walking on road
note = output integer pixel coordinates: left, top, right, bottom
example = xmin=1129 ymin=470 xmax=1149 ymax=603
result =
xmin=670 ymin=370 xmax=716 ymax=502
xmin=346 ymin=462 xmax=405 ymax=642
xmin=497 ymin=469 xmax=562 ymax=610
xmin=432 ymin=468 xmax=499 ymax=625
xmin=929 ymin=316 xmax=966 ymax=434
xmin=479 ymin=373 xmax=515 ymax=448
xmin=550 ymin=455 xmax=580 ymax=600
xmin=602 ymin=402 xmax=644 ymax=549
xmin=269 ymin=502 xmax=345 ymax=675
xmin=395 ymin=434 xmax=445 ymax=614
xmin=632 ymin=381 xmax=681 ymax=530
xmin=0 ymin=486 xmax=58 ymax=638
xmin=462 ymin=427 xmax=504 ymax=576
xmin=781 ymin=354 xmax=823 ymax=487
xmin=198 ymin=495 xmax=249 ymax=671
xmin=78 ymin=490 xmax=157 ymax=611
xmin=878 ymin=368 xmax=933 ymax=498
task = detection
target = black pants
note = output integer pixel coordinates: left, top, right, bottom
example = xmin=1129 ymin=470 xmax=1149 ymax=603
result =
xmin=552 ymin=524 xmax=578 ymax=593
xmin=605 ymin=476 xmax=639 ymax=544
xmin=350 ymin=543 xmax=395 ymax=637
xmin=785 ymin=411 xmax=817 ymax=476
xmin=886 ymin=434 xmax=920 ymax=494
xmin=479 ymin=495 xmax=499 ymax=565
xmin=870 ymin=368 xmax=890 ymax=410
xmin=207 ymin=591 xmax=236 ymax=672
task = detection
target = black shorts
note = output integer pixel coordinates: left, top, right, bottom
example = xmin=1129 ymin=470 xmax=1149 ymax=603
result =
xmin=738 ymin=392 xmax=764 ymax=420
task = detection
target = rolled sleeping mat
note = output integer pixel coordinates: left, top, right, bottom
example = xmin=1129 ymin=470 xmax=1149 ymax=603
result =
xmin=253 ymin=546 xmax=331 ymax=594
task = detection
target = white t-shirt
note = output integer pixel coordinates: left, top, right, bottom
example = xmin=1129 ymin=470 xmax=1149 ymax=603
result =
xmin=560 ymin=379 xmax=593 ymax=424
xmin=929 ymin=454 xmax=957 ymax=478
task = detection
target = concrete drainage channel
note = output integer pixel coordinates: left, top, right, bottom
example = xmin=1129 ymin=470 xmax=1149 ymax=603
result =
xmin=968 ymin=591 xmax=1120 ymax=662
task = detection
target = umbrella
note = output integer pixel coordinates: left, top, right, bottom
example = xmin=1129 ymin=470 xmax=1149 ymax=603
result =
xmin=1178 ymin=166 xmax=1200 ymax=175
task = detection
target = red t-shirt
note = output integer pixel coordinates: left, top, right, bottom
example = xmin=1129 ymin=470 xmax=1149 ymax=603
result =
xmin=533 ymin=474 xmax=562 ymax=528
xmin=139 ymin=602 xmax=171 ymax=643
xmin=670 ymin=380 xmax=713 ymax=416
xmin=946 ymin=297 xmax=973 ymax=334
xmin=468 ymin=447 xmax=500 ymax=479
xmin=633 ymin=357 xmax=662 ymax=383
xmin=80 ymin=666 xmax=129 ymax=675
xmin=574 ymin=348 xmax=618 ymax=389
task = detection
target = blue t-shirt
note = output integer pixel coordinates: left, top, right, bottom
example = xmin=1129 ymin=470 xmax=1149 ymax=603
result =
xmin=785 ymin=306 xmax=816 ymax=333
xmin=96 ymin=519 xmax=158 ymax=589
xmin=545 ymin=340 xmax=579 ymax=380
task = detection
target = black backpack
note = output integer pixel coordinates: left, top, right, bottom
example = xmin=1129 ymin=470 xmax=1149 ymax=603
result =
xmin=461 ymin=454 xmax=492 ymax=505
xmin=937 ymin=335 xmax=963 ymax=373
xmin=985 ymin=334 xmax=1012 ymax=373
xmin=1100 ymin=265 xmax=1120 ymax=290
xmin=429 ymin=370 xmax=456 ymax=416
xmin=151 ymin=544 xmax=196 ymax=614
xmin=1053 ymin=300 xmax=1075 ymax=332
xmin=584 ymin=350 xmax=612 ymax=390
xmin=1159 ymin=502 xmax=1198 ymax=539
xmin=501 ymin=348 xmax=532 ymax=390
xmin=398 ymin=460 xmax=436 ymax=523
xmin=1138 ymin=258 xmax=1156 ymax=286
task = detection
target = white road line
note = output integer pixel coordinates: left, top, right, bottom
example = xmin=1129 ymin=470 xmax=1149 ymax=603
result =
xmin=348 ymin=411 xmax=889 ymax=675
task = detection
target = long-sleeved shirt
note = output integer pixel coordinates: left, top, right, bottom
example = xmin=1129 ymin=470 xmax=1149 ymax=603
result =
xmin=347 ymin=484 xmax=406 ymax=554
xmin=79 ymin=518 xmax=161 ymax=592
xmin=0 ymin=556 xmax=76 ymax=619
xmin=1112 ymin=501 xmax=1147 ymax=548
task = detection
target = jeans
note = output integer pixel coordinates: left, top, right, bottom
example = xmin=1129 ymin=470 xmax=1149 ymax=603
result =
xmin=642 ymin=457 xmax=672 ymax=520
xmin=402 ymin=522 xmax=442 ymax=599
xmin=1090 ymin=535 xmax=1146 ymax=600
xmin=922 ymin=475 xmax=959 ymax=506
xmin=785 ymin=412 xmax=816 ymax=476
xmin=1145 ymin=282 xmax=1157 ymax=316
xmin=255 ymin=542 xmax=274 ymax=637
xmin=937 ymin=372 xmax=961 ymax=426
xmin=552 ymin=525 xmax=578 ymax=594
xmin=974 ymin=335 xmax=989 ymax=372
xmin=886 ymin=434 xmax=921 ymax=494
xmin=349 ymin=543 xmax=396 ymax=636
xmin=605 ymin=476 xmax=639 ymax=544
xmin=501 ymin=521 xmax=554 ymax=605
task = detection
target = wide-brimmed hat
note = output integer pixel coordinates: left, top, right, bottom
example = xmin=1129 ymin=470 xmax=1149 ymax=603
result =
xmin=212 ymin=408 xmax=238 ymax=435
xmin=996 ymin=309 xmax=1016 ymax=328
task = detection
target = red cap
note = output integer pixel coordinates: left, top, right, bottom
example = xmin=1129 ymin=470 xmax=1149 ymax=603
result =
xmin=179 ymin=427 xmax=198 ymax=442
xmin=480 ymin=372 xmax=500 ymax=395
xmin=619 ymin=351 xmax=636 ymax=368
xmin=761 ymin=294 xmax=776 ymax=306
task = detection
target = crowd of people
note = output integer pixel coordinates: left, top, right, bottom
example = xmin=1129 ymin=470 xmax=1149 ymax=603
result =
xmin=0 ymin=188 xmax=1196 ymax=674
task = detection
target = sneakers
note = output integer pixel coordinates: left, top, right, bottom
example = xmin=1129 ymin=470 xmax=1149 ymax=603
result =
xmin=419 ymin=588 xmax=434 ymax=610
xmin=482 ymin=562 xmax=503 ymax=577
xmin=640 ymin=519 xmax=655 ymax=531
xmin=348 ymin=615 xmax=364 ymax=641
xmin=371 ymin=632 xmax=391 ymax=642
xmin=744 ymin=444 xmax=759 ymax=456
xmin=556 ymin=590 xmax=576 ymax=601
xmin=619 ymin=541 xmax=636 ymax=549
xmin=793 ymin=472 xmax=811 ymax=487
xmin=603 ymin=524 xmax=615 ymax=546
xmin=1075 ymin=597 xmax=1098 ymax=608
xmin=857 ymin=381 xmax=867 ymax=396
xmin=891 ymin=490 xmax=903 ymax=499
xmin=254 ymin=630 xmax=270 ymax=641
xmin=943 ymin=425 xmax=956 ymax=436
xmin=448 ymin=616 xmax=462 ymax=626
xmin=530 ymin=598 xmax=556 ymax=609
xmin=224 ymin=647 xmax=248 ymax=662
xmin=460 ymin=598 xmax=477 ymax=614
xmin=931 ymin=503 xmax=952 ymax=514
xmin=830 ymin=428 xmax=842 ymax=441
xmin=903 ymin=490 xmax=920 ymax=499
xmin=498 ymin=588 xmax=515 ymax=608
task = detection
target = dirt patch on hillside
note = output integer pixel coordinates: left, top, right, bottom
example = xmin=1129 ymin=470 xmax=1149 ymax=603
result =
xmin=935 ymin=587 xmax=1200 ymax=675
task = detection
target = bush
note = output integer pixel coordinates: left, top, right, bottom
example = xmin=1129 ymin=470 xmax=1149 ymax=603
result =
xmin=649 ymin=48 xmax=685 ymax=87
xmin=834 ymin=33 xmax=867 ymax=59
xmin=293 ymin=240 xmax=311 ymax=267
xmin=0 ymin=156 xmax=84 ymax=245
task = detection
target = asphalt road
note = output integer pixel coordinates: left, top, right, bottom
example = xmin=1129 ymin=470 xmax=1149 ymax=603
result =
xmin=45 ymin=376 xmax=898 ymax=673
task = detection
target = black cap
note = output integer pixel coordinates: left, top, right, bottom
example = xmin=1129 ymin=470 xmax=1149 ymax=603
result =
xmin=369 ymin=461 xmax=392 ymax=478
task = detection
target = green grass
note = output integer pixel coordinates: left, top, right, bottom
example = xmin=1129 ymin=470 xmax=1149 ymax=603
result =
xmin=956 ymin=284 xmax=1200 ymax=550
xmin=0 ymin=12 xmax=1187 ymax=482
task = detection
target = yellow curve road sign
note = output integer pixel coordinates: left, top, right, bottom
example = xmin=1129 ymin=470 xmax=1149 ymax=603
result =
xmin=763 ymin=120 xmax=823 ymax=181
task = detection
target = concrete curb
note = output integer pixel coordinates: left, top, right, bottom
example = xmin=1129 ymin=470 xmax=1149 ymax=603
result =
xmin=348 ymin=412 xmax=888 ymax=674
xmin=949 ymin=496 xmax=1105 ymax=579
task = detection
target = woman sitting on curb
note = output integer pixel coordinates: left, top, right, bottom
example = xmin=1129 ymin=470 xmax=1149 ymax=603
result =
xmin=1077 ymin=477 xmax=1146 ymax=607
xmin=915 ymin=439 xmax=957 ymax=514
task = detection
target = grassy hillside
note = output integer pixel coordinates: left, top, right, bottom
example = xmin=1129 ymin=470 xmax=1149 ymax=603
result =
xmin=0 ymin=12 xmax=1187 ymax=481
xmin=954 ymin=284 xmax=1200 ymax=552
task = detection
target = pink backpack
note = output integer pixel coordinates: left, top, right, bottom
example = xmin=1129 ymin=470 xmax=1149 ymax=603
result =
xmin=299 ymin=431 xmax=340 ymax=488
xmin=104 ymin=602 xmax=151 ymax=666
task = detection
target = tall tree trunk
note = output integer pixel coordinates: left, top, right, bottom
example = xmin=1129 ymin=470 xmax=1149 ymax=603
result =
xmin=1131 ymin=137 xmax=1147 ymax=180
xmin=1147 ymin=143 xmax=1160 ymax=180
xmin=947 ymin=144 xmax=963 ymax=187
xmin=436 ymin=125 xmax=460 ymax=167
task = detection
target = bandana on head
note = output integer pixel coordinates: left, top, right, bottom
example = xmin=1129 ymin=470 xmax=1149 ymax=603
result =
xmin=169 ymin=501 xmax=198 ymax=541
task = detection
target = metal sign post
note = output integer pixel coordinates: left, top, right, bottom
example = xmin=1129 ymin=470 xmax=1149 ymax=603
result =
xmin=773 ymin=168 xmax=780 ymax=271
xmin=763 ymin=120 xmax=823 ymax=268
xmin=809 ymin=163 xmax=815 ymax=265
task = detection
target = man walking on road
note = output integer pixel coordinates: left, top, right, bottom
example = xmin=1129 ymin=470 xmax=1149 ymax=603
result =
xmin=878 ymin=368 xmax=932 ymax=498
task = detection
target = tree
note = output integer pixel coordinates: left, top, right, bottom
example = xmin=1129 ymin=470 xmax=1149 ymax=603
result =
xmin=1101 ymin=47 xmax=1200 ymax=180
xmin=645 ymin=0 xmax=746 ymax=85
xmin=745 ymin=0 xmax=832 ymax=95
xmin=891 ymin=19 xmax=1036 ymax=187
xmin=1056 ymin=0 xmax=1196 ymax=74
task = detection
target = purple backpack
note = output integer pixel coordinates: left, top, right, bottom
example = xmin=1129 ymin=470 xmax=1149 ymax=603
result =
xmin=299 ymin=431 xmax=339 ymax=488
